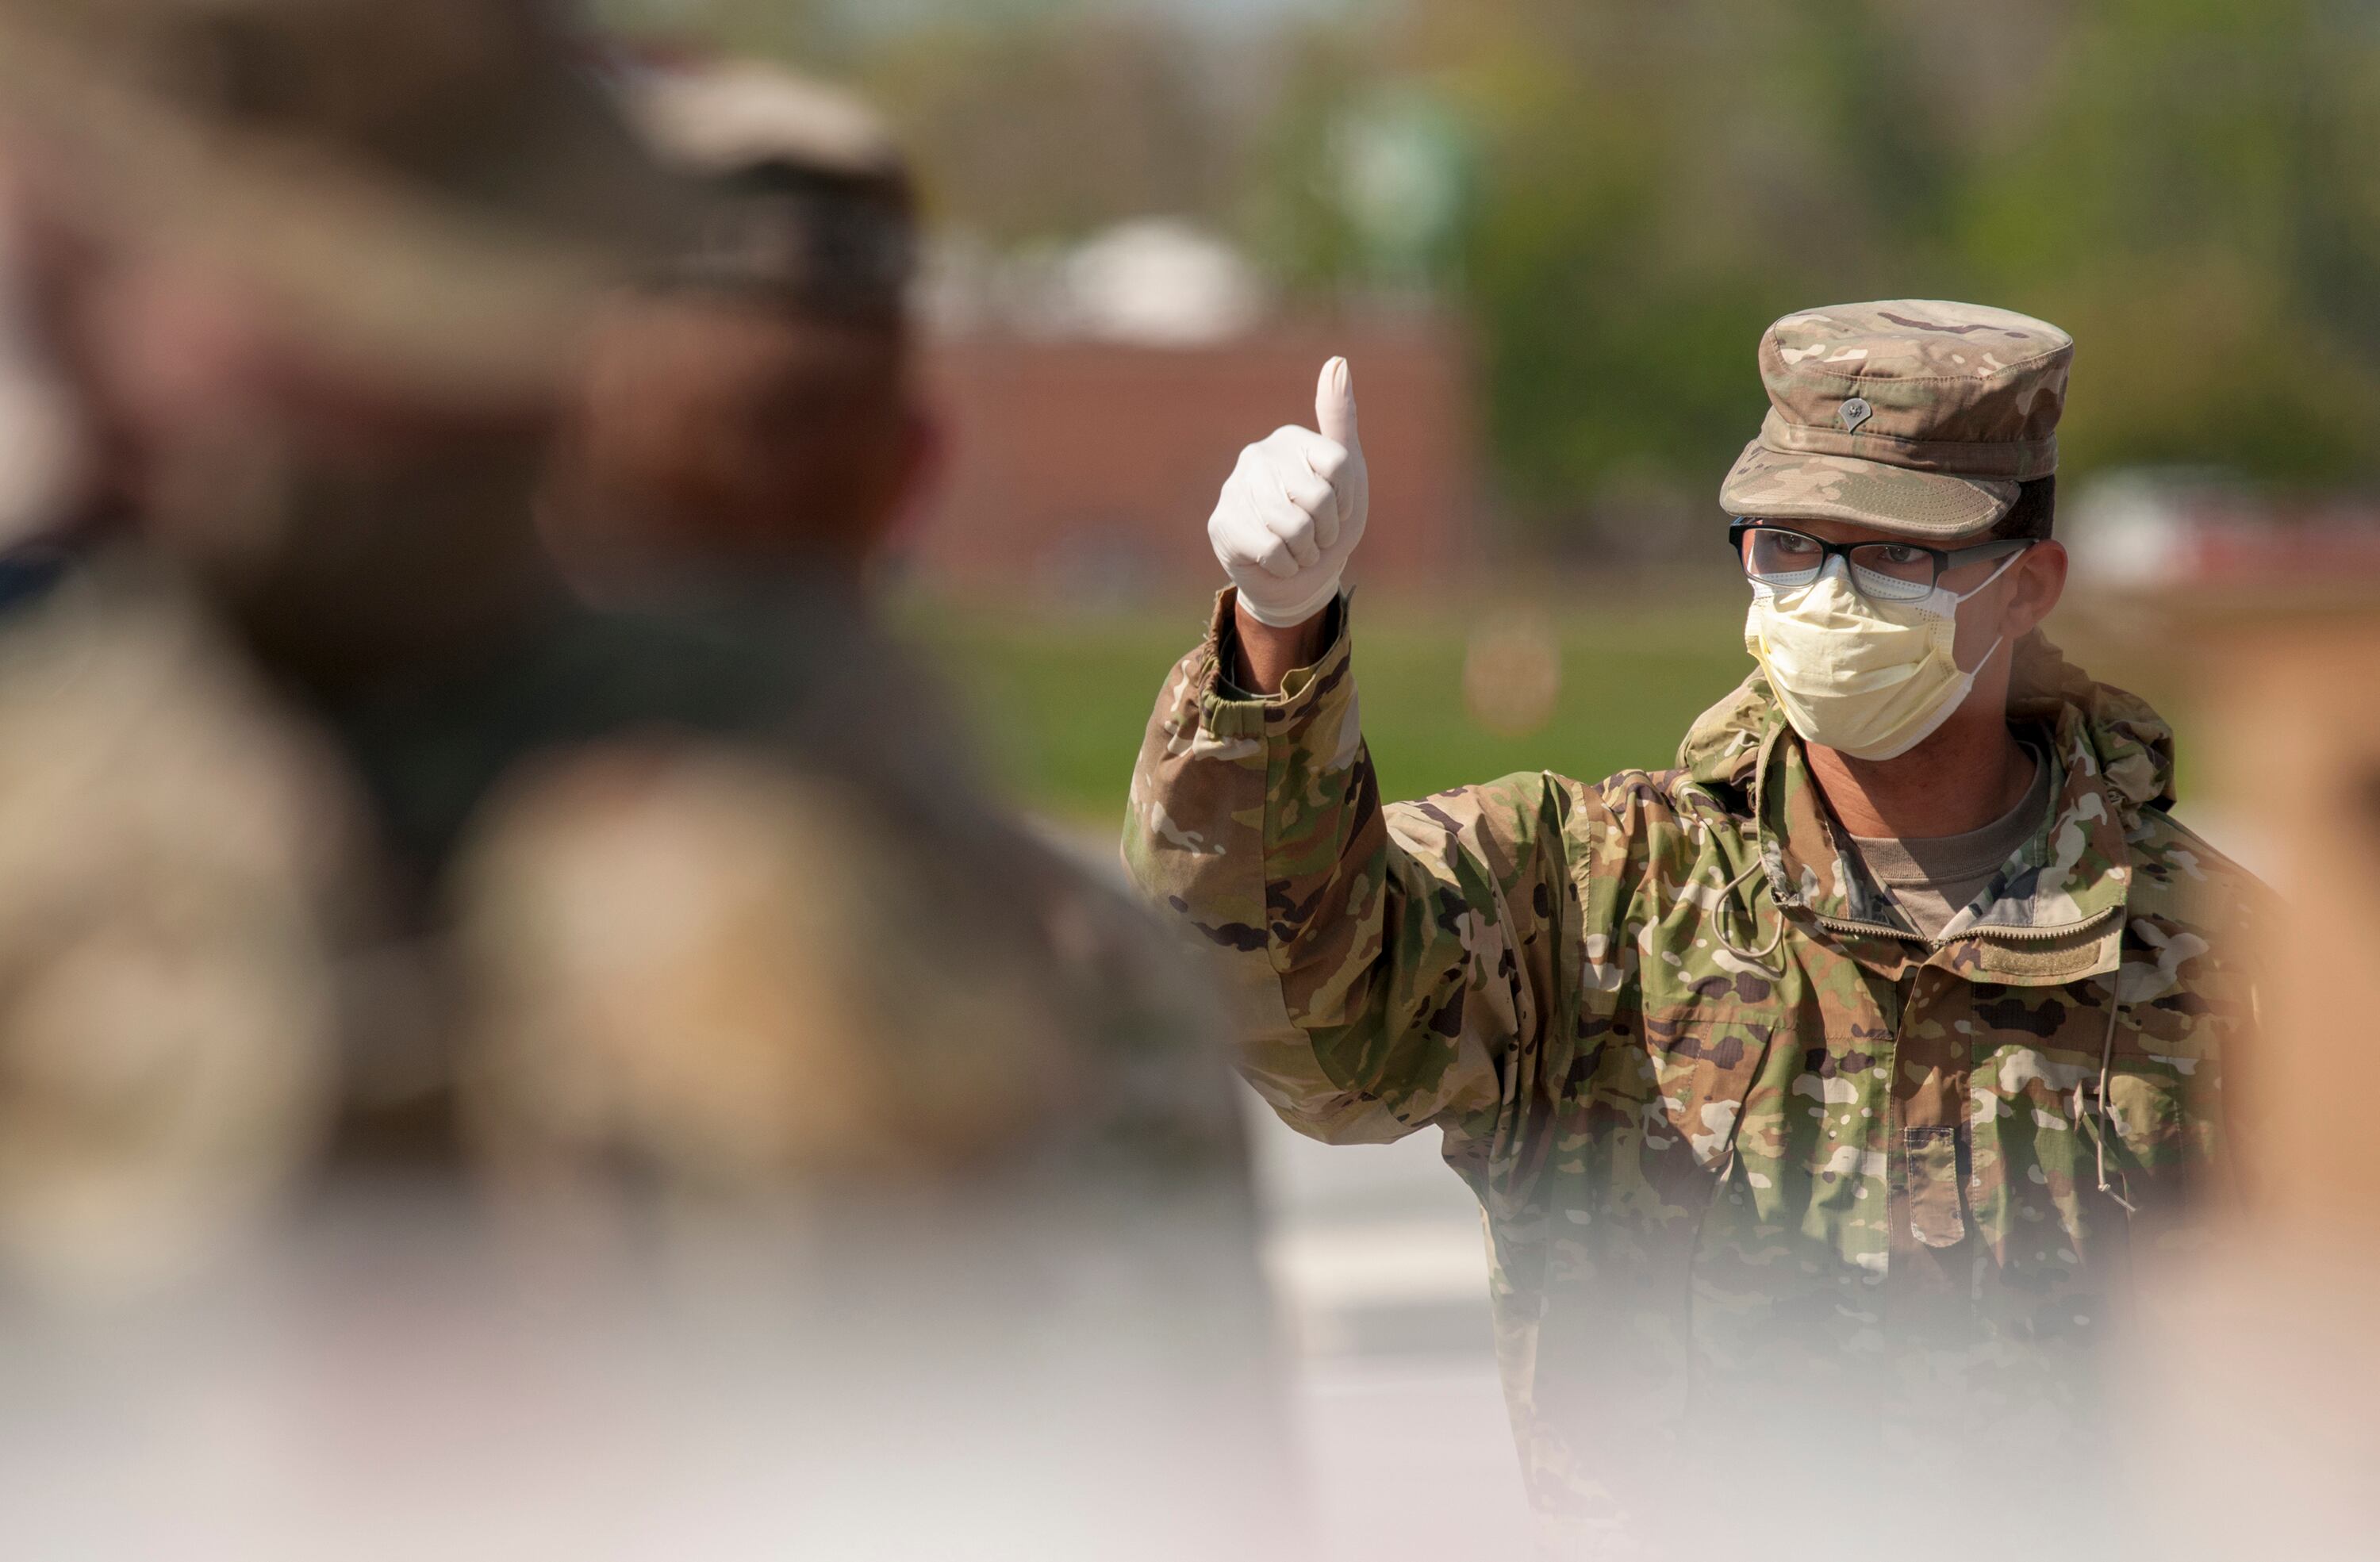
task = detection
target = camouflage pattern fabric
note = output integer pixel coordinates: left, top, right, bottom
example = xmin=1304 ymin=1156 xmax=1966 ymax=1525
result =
xmin=0 ymin=562 xmax=351 ymax=1295
xmin=1720 ymin=300 xmax=2071 ymax=539
xmin=456 ymin=731 xmax=1253 ymax=1204
xmin=1126 ymin=589 xmax=2267 ymax=1548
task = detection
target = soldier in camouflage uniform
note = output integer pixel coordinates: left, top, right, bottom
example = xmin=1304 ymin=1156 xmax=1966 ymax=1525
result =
xmin=1127 ymin=309 xmax=2268 ymax=1551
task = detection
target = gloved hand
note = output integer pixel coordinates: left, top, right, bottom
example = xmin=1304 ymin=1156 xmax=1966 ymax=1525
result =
xmin=1207 ymin=356 xmax=1368 ymax=628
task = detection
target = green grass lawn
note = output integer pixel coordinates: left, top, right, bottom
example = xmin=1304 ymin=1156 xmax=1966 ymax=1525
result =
xmin=900 ymin=590 xmax=1760 ymax=827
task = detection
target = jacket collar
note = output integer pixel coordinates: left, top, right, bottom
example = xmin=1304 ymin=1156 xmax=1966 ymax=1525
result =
xmin=1677 ymin=632 xmax=2170 ymax=981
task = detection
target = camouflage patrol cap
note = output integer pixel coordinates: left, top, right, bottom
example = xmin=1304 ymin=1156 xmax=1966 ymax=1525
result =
xmin=625 ymin=59 xmax=918 ymax=325
xmin=1719 ymin=300 xmax=2073 ymax=539
xmin=0 ymin=0 xmax=685 ymax=401
xmin=629 ymin=59 xmax=907 ymax=184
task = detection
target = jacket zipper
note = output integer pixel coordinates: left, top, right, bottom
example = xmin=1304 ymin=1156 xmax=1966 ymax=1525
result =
xmin=1810 ymin=902 xmax=2121 ymax=954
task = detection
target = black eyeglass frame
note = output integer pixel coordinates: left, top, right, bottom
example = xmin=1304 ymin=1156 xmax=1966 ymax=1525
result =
xmin=1726 ymin=520 xmax=2033 ymax=597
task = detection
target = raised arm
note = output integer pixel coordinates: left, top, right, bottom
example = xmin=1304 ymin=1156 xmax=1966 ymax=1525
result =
xmin=1123 ymin=361 xmax=1579 ymax=1152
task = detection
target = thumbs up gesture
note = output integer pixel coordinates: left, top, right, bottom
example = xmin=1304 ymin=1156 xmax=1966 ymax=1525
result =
xmin=1207 ymin=358 xmax=1369 ymax=628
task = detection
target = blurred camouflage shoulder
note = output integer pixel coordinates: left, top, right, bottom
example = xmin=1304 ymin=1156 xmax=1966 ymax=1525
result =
xmin=447 ymin=589 xmax=1248 ymax=1207
xmin=2123 ymin=804 xmax=2278 ymax=964
xmin=0 ymin=558 xmax=359 ymax=1295
xmin=453 ymin=742 xmax=1245 ymax=1203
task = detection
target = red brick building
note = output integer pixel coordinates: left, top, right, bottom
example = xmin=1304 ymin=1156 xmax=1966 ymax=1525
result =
xmin=907 ymin=315 xmax=1486 ymax=602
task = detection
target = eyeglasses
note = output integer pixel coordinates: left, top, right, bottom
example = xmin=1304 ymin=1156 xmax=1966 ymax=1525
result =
xmin=1727 ymin=520 xmax=2033 ymax=603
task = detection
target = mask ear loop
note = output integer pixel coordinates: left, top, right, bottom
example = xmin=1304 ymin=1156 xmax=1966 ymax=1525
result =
xmin=1937 ymin=539 xmax=2033 ymax=604
xmin=1928 ymin=540 xmax=2033 ymax=639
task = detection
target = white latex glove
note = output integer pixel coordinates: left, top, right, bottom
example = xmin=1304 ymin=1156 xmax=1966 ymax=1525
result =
xmin=1207 ymin=356 xmax=1368 ymax=628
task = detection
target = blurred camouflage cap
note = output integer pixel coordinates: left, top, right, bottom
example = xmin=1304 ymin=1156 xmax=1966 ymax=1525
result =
xmin=630 ymin=59 xmax=905 ymax=183
xmin=1719 ymin=300 xmax=2073 ymax=540
xmin=625 ymin=58 xmax=916 ymax=325
xmin=0 ymin=0 xmax=686 ymax=400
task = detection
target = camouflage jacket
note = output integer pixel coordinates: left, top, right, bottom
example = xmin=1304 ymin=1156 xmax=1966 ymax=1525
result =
xmin=1126 ymin=591 xmax=2267 ymax=1541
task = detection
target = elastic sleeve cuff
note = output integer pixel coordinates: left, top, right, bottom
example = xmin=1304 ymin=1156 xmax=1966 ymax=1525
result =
xmin=1198 ymin=586 xmax=1353 ymax=738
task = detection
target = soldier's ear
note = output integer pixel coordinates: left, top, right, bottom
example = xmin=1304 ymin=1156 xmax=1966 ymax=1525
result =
xmin=2006 ymin=541 xmax=2068 ymax=636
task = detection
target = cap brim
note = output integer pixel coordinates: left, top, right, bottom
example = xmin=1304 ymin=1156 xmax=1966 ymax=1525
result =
xmin=1718 ymin=439 xmax=2017 ymax=539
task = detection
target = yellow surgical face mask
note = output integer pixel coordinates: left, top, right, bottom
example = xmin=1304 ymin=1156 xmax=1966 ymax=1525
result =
xmin=1744 ymin=550 xmax=2025 ymax=762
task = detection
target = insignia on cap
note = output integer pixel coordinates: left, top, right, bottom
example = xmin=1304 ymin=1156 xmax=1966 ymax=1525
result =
xmin=1838 ymin=397 xmax=1873 ymax=433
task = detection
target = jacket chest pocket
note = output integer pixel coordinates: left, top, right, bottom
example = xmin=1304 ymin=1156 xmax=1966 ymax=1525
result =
xmin=1966 ymin=982 xmax=2222 ymax=1249
xmin=2094 ymin=1007 xmax=2221 ymax=1192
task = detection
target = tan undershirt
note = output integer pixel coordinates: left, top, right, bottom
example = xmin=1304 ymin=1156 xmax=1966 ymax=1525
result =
xmin=1847 ymin=748 xmax=2052 ymax=941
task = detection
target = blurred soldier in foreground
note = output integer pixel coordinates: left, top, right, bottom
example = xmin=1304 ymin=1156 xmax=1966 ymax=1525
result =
xmin=1127 ymin=313 xmax=2269 ymax=1553
xmin=491 ymin=54 xmax=1252 ymax=1218
xmin=0 ymin=6 xmax=1283 ymax=1553
xmin=2113 ymin=598 xmax=2380 ymax=1560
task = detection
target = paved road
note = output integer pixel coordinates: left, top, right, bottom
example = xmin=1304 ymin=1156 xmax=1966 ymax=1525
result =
xmin=1246 ymin=1097 xmax=1534 ymax=1553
